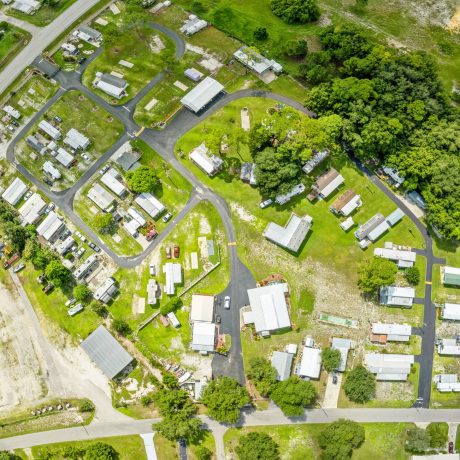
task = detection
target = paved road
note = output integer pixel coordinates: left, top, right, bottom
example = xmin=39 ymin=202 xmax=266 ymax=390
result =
xmin=0 ymin=0 xmax=99 ymax=94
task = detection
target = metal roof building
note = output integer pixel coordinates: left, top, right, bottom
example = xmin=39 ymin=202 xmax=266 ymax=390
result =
xmin=95 ymin=74 xmax=128 ymax=99
xmin=331 ymin=337 xmax=352 ymax=372
xmin=78 ymin=25 xmax=102 ymax=42
xmin=2 ymin=177 xmax=27 ymax=206
xmin=135 ymin=192 xmax=165 ymax=218
xmin=438 ymin=338 xmax=460 ymax=356
xmin=386 ymin=208 xmax=405 ymax=226
xmin=56 ymin=148 xmax=74 ymax=168
xmin=330 ymin=189 xmax=361 ymax=216
xmin=243 ymin=283 xmax=291 ymax=335
xmin=115 ymin=149 xmax=141 ymax=171
xmin=43 ymin=161 xmax=62 ymax=180
xmin=240 ymin=162 xmax=257 ymax=185
xmin=64 ymin=128 xmax=90 ymax=150
xmin=298 ymin=346 xmax=321 ymax=379
xmin=379 ymin=286 xmax=415 ymax=307
xmin=127 ymin=207 xmax=146 ymax=227
xmin=312 ymin=168 xmax=344 ymax=199
xmin=36 ymin=211 xmax=65 ymax=242
xmin=371 ymin=323 xmax=412 ymax=342
xmin=275 ymin=183 xmax=306 ymax=205
xmin=263 ymin=213 xmax=312 ymax=253
xmin=354 ymin=213 xmax=385 ymax=241
xmin=101 ymin=169 xmax=127 ymax=197
xmin=190 ymin=322 xmax=216 ymax=353
xmin=374 ymin=247 xmax=416 ymax=267
xmin=233 ymin=46 xmax=283 ymax=75
xmin=180 ymin=16 xmax=208 ymax=36
xmin=38 ymin=120 xmax=61 ymax=140
xmin=55 ymin=235 xmax=75 ymax=255
xmin=441 ymin=303 xmax=460 ymax=321
xmin=81 ymin=325 xmax=133 ymax=379
xmin=74 ymin=254 xmax=98 ymax=280
xmin=87 ymin=183 xmax=116 ymax=211
xmin=434 ymin=374 xmax=460 ymax=392
xmin=442 ymin=266 xmax=460 ymax=286
xmin=365 ymin=352 xmax=414 ymax=381
xmin=3 ymin=105 xmax=21 ymax=119
xmin=163 ymin=263 xmax=182 ymax=295
xmin=19 ymin=193 xmax=46 ymax=225
xmin=26 ymin=135 xmax=45 ymax=154
xmin=367 ymin=220 xmax=390 ymax=242
xmin=181 ymin=77 xmax=224 ymax=113
xmin=271 ymin=351 xmax=293 ymax=381
xmin=94 ymin=277 xmax=118 ymax=303
xmin=190 ymin=294 xmax=215 ymax=323
xmin=189 ymin=143 xmax=223 ymax=177
xmin=302 ymin=149 xmax=329 ymax=174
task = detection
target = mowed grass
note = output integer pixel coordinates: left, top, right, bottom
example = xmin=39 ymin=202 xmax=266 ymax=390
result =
xmin=0 ymin=22 xmax=31 ymax=71
xmin=31 ymin=435 xmax=146 ymax=460
xmin=7 ymin=0 xmax=78 ymax=26
xmin=224 ymin=423 xmax=413 ymax=460
xmin=154 ymin=434 xmax=178 ymax=459
xmin=83 ymin=26 xmax=174 ymax=104
xmin=17 ymin=90 xmax=124 ymax=190
xmin=4 ymin=75 xmax=58 ymax=118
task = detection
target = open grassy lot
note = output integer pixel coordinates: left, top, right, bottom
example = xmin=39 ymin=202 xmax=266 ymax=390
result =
xmin=224 ymin=422 xmax=413 ymax=459
xmin=0 ymin=22 xmax=31 ymax=71
xmin=82 ymin=25 xmax=174 ymax=104
xmin=3 ymin=74 xmax=58 ymax=118
xmin=154 ymin=434 xmax=178 ymax=459
xmin=74 ymin=139 xmax=192 ymax=257
xmin=31 ymin=435 xmax=146 ymax=459
xmin=16 ymin=90 xmax=123 ymax=190
xmin=7 ymin=0 xmax=78 ymax=26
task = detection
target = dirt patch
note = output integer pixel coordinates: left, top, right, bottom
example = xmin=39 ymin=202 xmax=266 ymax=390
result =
xmin=448 ymin=4 xmax=460 ymax=31
xmin=375 ymin=380 xmax=415 ymax=402
xmin=199 ymin=216 xmax=211 ymax=234
xmin=230 ymin=203 xmax=256 ymax=224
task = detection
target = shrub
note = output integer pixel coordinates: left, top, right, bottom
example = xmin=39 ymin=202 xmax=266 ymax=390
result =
xmin=253 ymin=27 xmax=269 ymax=41
xmin=321 ymin=347 xmax=342 ymax=372
xmin=112 ymin=319 xmax=132 ymax=336
xmin=405 ymin=266 xmax=420 ymax=285
xmin=343 ymin=366 xmax=376 ymax=403
xmin=319 ymin=419 xmax=365 ymax=459
xmin=79 ymin=400 xmax=95 ymax=412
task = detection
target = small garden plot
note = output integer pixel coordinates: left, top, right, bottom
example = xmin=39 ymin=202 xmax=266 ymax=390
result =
xmin=16 ymin=90 xmax=123 ymax=190
xmin=0 ymin=22 xmax=31 ymax=71
xmin=135 ymin=201 xmax=230 ymax=361
xmin=82 ymin=25 xmax=174 ymax=104
xmin=3 ymin=74 xmax=58 ymax=119
xmin=6 ymin=0 xmax=78 ymax=27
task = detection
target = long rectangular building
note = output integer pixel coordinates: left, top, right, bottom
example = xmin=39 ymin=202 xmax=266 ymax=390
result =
xmin=19 ymin=193 xmax=46 ymax=225
xmin=87 ymin=183 xmax=116 ymax=211
xmin=2 ymin=177 xmax=27 ymax=206
xmin=38 ymin=120 xmax=61 ymax=140
xmin=441 ymin=303 xmax=460 ymax=321
xmin=374 ymin=247 xmax=416 ymax=267
xmin=181 ymin=77 xmax=224 ymax=113
xmin=74 ymin=254 xmax=98 ymax=280
xmin=101 ymin=169 xmax=127 ymax=197
xmin=365 ymin=352 xmax=414 ymax=381
xmin=371 ymin=323 xmax=412 ymax=342
xmin=135 ymin=192 xmax=165 ymax=219
xmin=379 ymin=286 xmax=415 ymax=307
xmin=36 ymin=211 xmax=65 ymax=242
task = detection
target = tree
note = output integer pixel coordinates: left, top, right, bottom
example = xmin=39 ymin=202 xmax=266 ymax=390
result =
xmin=270 ymin=0 xmax=320 ymax=24
xmin=84 ymin=442 xmax=118 ymax=460
xmin=426 ymin=422 xmax=448 ymax=448
xmin=126 ymin=166 xmax=159 ymax=193
xmin=90 ymin=300 xmax=108 ymax=317
xmin=343 ymin=366 xmax=375 ymax=403
xmin=112 ymin=319 xmax=131 ymax=336
xmin=247 ymin=357 xmax=277 ymax=397
xmin=93 ymin=213 xmax=116 ymax=234
xmin=200 ymin=377 xmax=250 ymax=424
xmin=154 ymin=411 xmax=202 ymax=442
xmin=73 ymin=284 xmax=92 ymax=304
xmin=153 ymin=389 xmax=196 ymax=418
xmin=162 ymin=372 xmax=179 ymax=389
xmin=270 ymin=376 xmax=316 ymax=416
xmin=79 ymin=400 xmax=95 ymax=412
xmin=405 ymin=266 xmax=420 ymax=285
xmin=319 ymin=419 xmax=365 ymax=459
xmin=284 ymin=39 xmax=308 ymax=57
xmin=2 ymin=222 xmax=32 ymax=252
xmin=0 ymin=452 xmax=22 ymax=460
xmin=195 ymin=446 xmax=212 ymax=460
xmin=45 ymin=260 xmax=72 ymax=288
xmin=405 ymin=427 xmax=431 ymax=453
xmin=357 ymin=257 xmax=397 ymax=294
xmin=160 ymin=297 xmax=182 ymax=315
xmin=321 ymin=347 xmax=342 ymax=372
xmin=253 ymin=27 xmax=268 ymax=41
xmin=355 ymin=0 xmax=368 ymax=7
xmin=235 ymin=432 xmax=280 ymax=460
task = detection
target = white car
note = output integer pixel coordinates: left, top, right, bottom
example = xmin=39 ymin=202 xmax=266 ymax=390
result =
xmin=260 ymin=199 xmax=273 ymax=209
xmin=24 ymin=190 xmax=33 ymax=201
xmin=76 ymin=247 xmax=86 ymax=258
xmin=224 ymin=296 xmax=231 ymax=310
xmin=149 ymin=264 xmax=156 ymax=276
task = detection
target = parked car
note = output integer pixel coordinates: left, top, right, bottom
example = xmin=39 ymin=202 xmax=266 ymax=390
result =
xmin=7 ymin=125 xmax=15 ymax=133
xmin=76 ymin=247 xmax=85 ymax=258
xmin=216 ymin=315 xmax=221 ymax=324
xmin=224 ymin=295 xmax=231 ymax=310
xmin=449 ymin=442 xmax=454 ymax=453
xmin=13 ymin=263 xmax=25 ymax=273
xmin=3 ymin=253 xmax=20 ymax=269
xmin=54 ymin=115 xmax=63 ymax=123
xmin=173 ymin=245 xmax=180 ymax=258
xmin=149 ymin=264 xmax=156 ymax=276
xmin=162 ymin=212 xmax=172 ymax=223
xmin=24 ymin=190 xmax=33 ymax=201
xmin=146 ymin=229 xmax=158 ymax=241
xmin=48 ymin=202 xmax=55 ymax=211
xmin=88 ymin=242 xmax=96 ymax=250
xmin=165 ymin=246 xmax=171 ymax=259
xmin=43 ymin=283 xmax=54 ymax=294
xmin=11 ymin=120 xmax=19 ymax=127
xmin=332 ymin=374 xmax=338 ymax=385
xmin=65 ymin=298 xmax=76 ymax=307
xmin=81 ymin=153 xmax=90 ymax=161
xmin=260 ymin=198 xmax=273 ymax=209
xmin=93 ymin=245 xmax=101 ymax=253
xmin=78 ymin=57 xmax=87 ymax=65
xmin=43 ymin=177 xmax=53 ymax=186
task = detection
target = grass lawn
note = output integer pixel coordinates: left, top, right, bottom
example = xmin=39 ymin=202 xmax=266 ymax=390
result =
xmin=2 ymin=74 xmax=58 ymax=118
xmin=432 ymin=264 xmax=460 ymax=305
xmin=16 ymin=90 xmax=124 ymax=190
xmin=31 ymin=435 xmax=146 ymax=459
xmin=82 ymin=26 xmax=174 ymax=104
xmin=7 ymin=0 xmax=78 ymax=26
xmin=431 ymin=352 xmax=460 ymax=408
xmin=224 ymin=422 xmax=413 ymax=459
xmin=17 ymin=265 xmax=101 ymax=342
xmin=188 ymin=430 xmax=216 ymax=460
xmin=0 ymin=22 xmax=31 ymax=71
xmin=154 ymin=434 xmax=178 ymax=459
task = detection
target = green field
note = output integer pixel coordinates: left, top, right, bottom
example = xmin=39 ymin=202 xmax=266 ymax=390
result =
xmin=16 ymin=90 xmax=124 ymax=190
xmin=224 ymin=422 xmax=413 ymax=459
xmin=82 ymin=25 xmax=174 ymax=104
xmin=32 ymin=435 xmax=146 ymax=460
xmin=7 ymin=0 xmax=78 ymax=27
xmin=0 ymin=22 xmax=31 ymax=70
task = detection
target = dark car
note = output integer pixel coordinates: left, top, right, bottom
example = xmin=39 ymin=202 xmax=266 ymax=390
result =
xmin=88 ymin=242 xmax=96 ymax=250
xmin=449 ymin=442 xmax=454 ymax=453
xmin=54 ymin=115 xmax=63 ymax=123
xmin=78 ymin=57 xmax=87 ymax=65
xmin=43 ymin=177 xmax=53 ymax=186
xmin=11 ymin=120 xmax=19 ymax=127
xmin=173 ymin=245 xmax=180 ymax=258
xmin=332 ymin=374 xmax=338 ymax=385
xmin=93 ymin=245 xmax=101 ymax=253
xmin=43 ymin=283 xmax=54 ymax=294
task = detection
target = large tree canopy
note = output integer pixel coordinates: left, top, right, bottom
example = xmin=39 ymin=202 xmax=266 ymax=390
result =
xmin=270 ymin=0 xmax=320 ymax=24
xmin=126 ymin=166 xmax=160 ymax=193
xmin=343 ymin=366 xmax=376 ymax=403
xmin=358 ymin=256 xmax=397 ymax=294
xmin=319 ymin=419 xmax=365 ymax=459
xmin=235 ymin=432 xmax=280 ymax=460
xmin=270 ymin=376 xmax=316 ymax=416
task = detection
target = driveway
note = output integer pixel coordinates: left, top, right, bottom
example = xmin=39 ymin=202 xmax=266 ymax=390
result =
xmin=322 ymin=373 xmax=342 ymax=409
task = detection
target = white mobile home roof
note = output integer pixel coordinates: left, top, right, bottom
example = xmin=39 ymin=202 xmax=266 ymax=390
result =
xmin=128 ymin=207 xmax=146 ymax=226
xmin=43 ymin=161 xmax=62 ymax=180
xmin=443 ymin=266 xmax=460 ymax=286
xmin=56 ymin=148 xmax=74 ymax=168
xmin=263 ymin=214 xmax=312 ymax=253
xmin=380 ymin=286 xmax=415 ymax=307
xmin=367 ymin=221 xmax=390 ymax=242
xmin=434 ymin=374 xmax=460 ymax=392
xmin=340 ymin=194 xmax=361 ymax=216
xmin=365 ymin=353 xmax=414 ymax=380
xmin=4 ymin=105 xmax=20 ymax=119
xmin=135 ymin=192 xmax=165 ymax=218
xmin=271 ymin=351 xmax=293 ymax=381
xmin=190 ymin=294 xmax=215 ymax=322
xmin=74 ymin=254 xmax=97 ymax=280
xmin=36 ymin=211 xmax=64 ymax=241
xmin=320 ymin=174 xmax=345 ymax=198
xmin=55 ymin=235 xmax=75 ymax=255
xmin=189 ymin=143 xmax=223 ymax=176
xmin=180 ymin=77 xmax=224 ymax=113
xmin=386 ymin=208 xmax=404 ymax=226
xmin=38 ymin=120 xmax=61 ymax=140
xmin=101 ymin=169 xmax=127 ymax=197
xmin=2 ymin=177 xmax=27 ymax=205
xmin=94 ymin=277 xmax=117 ymax=303
xmin=64 ymin=128 xmax=90 ymax=150
xmin=275 ymin=183 xmax=306 ymax=205
xmin=191 ymin=322 xmax=216 ymax=352
xmin=123 ymin=219 xmax=140 ymax=236
xmin=163 ymin=263 xmax=182 ymax=295
xmin=372 ymin=323 xmax=412 ymax=337
xmin=438 ymin=339 xmax=460 ymax=356
xmin=299 ymin=346 xmax=321 ymax=379
xmin=87 ymin=183 xmax=116 ymax=211
xmin=19 ymin=193 xmax=46 ymax=225
xmin=331 ymin=337 xmax=351 ymax=372
xmin=442 ymin=303 xmax=460 ymax=321
xmin=147 ymin=279 xmax=158 ymax=305
xmin=374 ymin=247 xmax=416 ymax=264
xmin=246 ymin=283 xmax=291 ymax=334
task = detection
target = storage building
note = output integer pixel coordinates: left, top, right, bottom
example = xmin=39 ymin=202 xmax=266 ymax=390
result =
xmin=2 ymin=177 xmax=27 ymax=205
xmin=379 ymin=286 xmax=415 ymax=307
xmin=87 ymin=183 xmax=116 ymax=211
xmin=38 ymin=120 xmax=61 ymax=140
xmin=180 ymin=77 xmax=224 ymax=113
xmin=189 ymin=143 xmax=223 ymax=176
xmin=135 ymin=192 xmax=165 ymax=218
xmin=190 ymin=294 xmax=215 ymax=323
